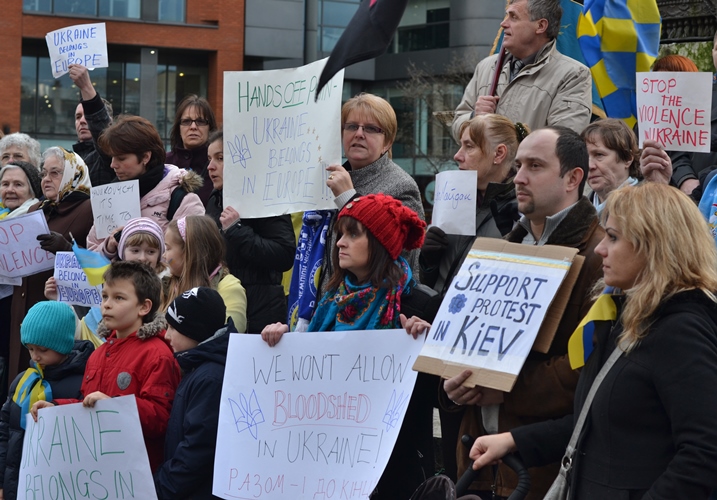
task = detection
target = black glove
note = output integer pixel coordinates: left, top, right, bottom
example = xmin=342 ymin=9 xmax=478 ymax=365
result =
xmin=490 ymin=199 xmax=520 ymax=236
xmin=37 ymin=232 xmax=72 ymax=253
xmin=419 ymin=226 xmax=449 ymax=269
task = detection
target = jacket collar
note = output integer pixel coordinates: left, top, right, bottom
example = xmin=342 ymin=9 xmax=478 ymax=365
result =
xmin=96 ymin=311 xmax=167 ymax=340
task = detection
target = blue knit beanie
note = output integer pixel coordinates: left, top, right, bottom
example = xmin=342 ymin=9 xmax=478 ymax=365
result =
xmin=21 ymin=302 xmax=76 ymax=355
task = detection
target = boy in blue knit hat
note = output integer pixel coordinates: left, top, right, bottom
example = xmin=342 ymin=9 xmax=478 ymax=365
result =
xmin=0 ymin=301 xmax=94 ymax=500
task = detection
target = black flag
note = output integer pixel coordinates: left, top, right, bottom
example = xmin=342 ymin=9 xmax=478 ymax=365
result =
xmin=315 ymin=0 xmax=409 ymax=98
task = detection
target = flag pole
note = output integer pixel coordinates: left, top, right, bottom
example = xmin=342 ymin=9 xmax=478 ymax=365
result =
xmin=489 ymin=43 xmax=506 ymax=97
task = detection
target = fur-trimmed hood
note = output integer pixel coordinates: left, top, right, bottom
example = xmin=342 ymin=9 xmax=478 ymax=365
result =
xmin=177 ymin=168 xmax=204 ymax=193
xmin=96 ymin=311 xmax=167 ymax=340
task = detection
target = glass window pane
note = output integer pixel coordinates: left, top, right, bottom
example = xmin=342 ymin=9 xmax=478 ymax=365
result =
xmin=23 ymin=0 xmax=51 ymax=12
xmin=99 ymin=0 xmax=140 ymax=19
xmin=123 ymin=63 xmax=141 ymax=115
xmin=321 ymin=27 xmax=345 ymax=53
xmin=21 ymin=57 xmax=38 ymax=134
xmin=159 ymin=0 xmax=185 ymax=22
xmin=322 ymin=2 xmax=358 ymax=27
xmin=53 ymin=0 xmax=97 ymax=15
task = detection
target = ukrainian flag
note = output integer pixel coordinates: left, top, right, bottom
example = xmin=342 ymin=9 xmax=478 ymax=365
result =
xmin=567 ymin=287 xmax=618 ymax=369
xmin=72 ymin=241 xmax=111 ymax=286
xmin=578 ymin=0 xmax=661 ymax=128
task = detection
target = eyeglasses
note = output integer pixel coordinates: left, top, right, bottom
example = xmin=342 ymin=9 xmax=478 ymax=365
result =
xmin=179 ymin=118 xmax=209 ymax=127
xmin=343 ymin=123 xmax=384 ymax=135
xmin=40 ymin=169 xmax=63 ymax=180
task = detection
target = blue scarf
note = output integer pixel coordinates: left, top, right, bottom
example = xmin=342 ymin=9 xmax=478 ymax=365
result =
xmin=12 ymin=362 xmax=53 ymax=429
xmin=288 ymin=210 xmax=333 ymax=331
xmin=308 ymin=258 xmax=411 ymax=332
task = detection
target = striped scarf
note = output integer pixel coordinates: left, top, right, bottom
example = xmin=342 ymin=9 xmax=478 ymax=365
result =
xmin=12 ymin=363 xmax=52 ymax=429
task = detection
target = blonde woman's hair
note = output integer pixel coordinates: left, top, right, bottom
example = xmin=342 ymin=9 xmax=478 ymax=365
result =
xmin=459 ymin=114 xmax=530 ymax=175
xmin=161 ymin=215 xmax=226 ymax=311
xmin=341 ymin=93 xmax=397 ymax=157
xmin=598 ymin=183 xmax=717 ymax=351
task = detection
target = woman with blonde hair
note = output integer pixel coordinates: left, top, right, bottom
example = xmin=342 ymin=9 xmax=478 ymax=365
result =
xmin=468 ymin=183 xmax=717 ymax=498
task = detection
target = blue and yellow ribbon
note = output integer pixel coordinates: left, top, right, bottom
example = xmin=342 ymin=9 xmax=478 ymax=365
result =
xmin=568 ymin=287 xmax=618 ymax=369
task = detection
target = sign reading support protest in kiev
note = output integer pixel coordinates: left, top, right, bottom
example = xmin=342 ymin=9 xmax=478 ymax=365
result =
xmin=222 ymin=58 xmax=344 ymax=218
xmin=636 ymin=71 xmax=712 ymax=152
xmin=414 ymin=238 xmax=583 ymax=392
xmin=19 ymin=396 xmax=157 ymax=500
xmin=45 ymin=23 xmax=109 ymax=78
xmin=0 ymin=211 xmax=55 ymax=279
xmin=213 ymin=330 xmax=423 ymax=499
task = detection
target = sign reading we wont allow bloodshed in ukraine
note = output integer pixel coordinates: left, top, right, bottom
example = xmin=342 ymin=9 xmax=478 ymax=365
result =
xmin=636 ymin=71 xmax=712 ymax=153
xmin=414 ymin=238 xmax=582 ymax=392
xmin=222 ymin=58 xmax=344 ymax=219
xmin=213 ymin=330 xmax=423 ymax=500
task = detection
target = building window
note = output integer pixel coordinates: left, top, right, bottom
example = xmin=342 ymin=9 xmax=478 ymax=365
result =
xmin=23 ymin=0 xmax=185 ymax=23
xmin=389 ymin=0 xmax=450 ymax=53
xmin=318 ymin=0 xmax=359 ymax=53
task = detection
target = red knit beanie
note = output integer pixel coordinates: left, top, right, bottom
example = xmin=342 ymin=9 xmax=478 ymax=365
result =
xmin=338 ymin=194 xmax=426 ymax=260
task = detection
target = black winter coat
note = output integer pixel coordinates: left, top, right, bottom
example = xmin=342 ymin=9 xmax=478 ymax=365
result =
xmin=512 ymin=290 xmax=717 ymax=499
xmin=79 ymin=93 xmax=114 ymax=187
xmin=0 ymin=340 xmax=94 ymax=500
xmin=206 ymin=190 xmax=296 ymax=333
xmin=154 ymin=324 xmax=232 ymax=500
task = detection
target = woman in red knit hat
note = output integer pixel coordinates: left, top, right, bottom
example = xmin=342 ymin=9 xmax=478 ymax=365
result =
xmin=262 ymin=193 xmax=425 ymax=343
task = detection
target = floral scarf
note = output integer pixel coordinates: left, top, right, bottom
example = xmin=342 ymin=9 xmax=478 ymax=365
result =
xmin=308 ymin=257 xmax=412 ymax=332
xmin=40 ymin=148 xmax=92 ymax=215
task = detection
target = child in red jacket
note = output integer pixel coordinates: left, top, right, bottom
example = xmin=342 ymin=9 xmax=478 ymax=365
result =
xmin=32 ymin=261 xmax=181 ymax=471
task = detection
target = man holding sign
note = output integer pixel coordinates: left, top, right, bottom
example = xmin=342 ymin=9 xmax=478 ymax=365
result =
xmin=442 ymin=127 xmax=604 ymax=498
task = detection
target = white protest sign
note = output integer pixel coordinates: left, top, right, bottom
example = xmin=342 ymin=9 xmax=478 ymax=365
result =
xmin=414 ymin=247 xmax=571 ymax=391
xmin=0 ymin=211 xmax=55 ymax=278
xmin=431 ymin=170 xmax=477 ymax=236
xmin=636 ymin=72 xmax=712 ymax=152
xmin=45 ymin=23 xmax=108 ymax=78
xmin=213 ymin=330 xmax=422 ymax=500
xmin=54 ymin=251 xmax=103 ymax=307
xmin=19 ymin=395 xmax=157 ymax=500
xmin=223 ymin=58 xmax=344 ymax=218
xmin=90 ymin=180 xmax=141 ymax=239
xmin=0 ymin=276 xmax=21 ymax=286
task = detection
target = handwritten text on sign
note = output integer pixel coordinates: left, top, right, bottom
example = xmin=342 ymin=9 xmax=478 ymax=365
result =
xmin=636 ymin=72 xmax=712 ymax=152
xmin=431 ymin=170 xmax=477 ymax=236
xmin=213 ymin=330 xmax=422 ymax=499
xmin=45 ymin=23 xmax=108 ymax=78
xmin=223 ymin=58 xmax=344 ymax=218
xmin=90 ymin=180 xmax=141 ymax=239
xmin=54 ymin=251 xmax=103 ymax=307
xmin=418 ymin=250 xmax=569 ymax=389
xmin=0 ymin=211 xmax=55 ymax=279
xmin=19 ymin=395 xmax=157 ymax=500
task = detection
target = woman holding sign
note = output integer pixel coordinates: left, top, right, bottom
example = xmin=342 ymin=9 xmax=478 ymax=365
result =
xmin=86 ymin=115 xmax=205 ymax=256
xmin=467 ymin=183 xmax=717 ymax=498
xmin=9 ymin=147 xmax=94 ymax=383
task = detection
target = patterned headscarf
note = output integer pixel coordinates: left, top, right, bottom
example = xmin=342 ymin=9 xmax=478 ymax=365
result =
xmin=41 ymin=147 xmax=92 ymax=212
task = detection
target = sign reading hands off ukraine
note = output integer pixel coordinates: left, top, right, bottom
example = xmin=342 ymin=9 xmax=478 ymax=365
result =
xmin=213 ymin=330 xmax=422 ymax=499
xmin=19 ymin=396 xmax=156 ymax=500
xmin=222 ymin=59 xmax=344 ymax=218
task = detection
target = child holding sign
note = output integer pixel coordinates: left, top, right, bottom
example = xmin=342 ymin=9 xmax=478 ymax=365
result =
xmin=32 ymin=261 xmax=181 ymax=472
xmin=155 ymin=286 xmax=230 ymax=499
xmin=0 ymin=302 xmax=93 ymax=500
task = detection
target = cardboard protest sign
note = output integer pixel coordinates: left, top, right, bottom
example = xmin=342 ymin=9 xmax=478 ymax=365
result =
xmin=636 ymin=72 xmax=712 ymax=152
xmin=54 ymin=251 xmax=103 ymax=307
xmin=413 ymin=238 xmax=581 ymax=392
xmin=19 ymin=395 xmax=157 ymax=500
xmin=431 ymin=170 xmax=477 ymax=236
xmin=90 ymin=180 xmax=141 ymax=239
xmin=213 ymin=330 xmax=423 ymax=499
xmin=0 ymin=212 xmax=55 ymax=278
xmin=45 ymin=23 xmax=108 ymax=78
xmin=222 ymin=58 xmax=344 ymax=218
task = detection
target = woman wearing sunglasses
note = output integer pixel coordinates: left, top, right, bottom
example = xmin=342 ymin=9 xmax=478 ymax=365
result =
xmin=165 ymin=94 xmax=218 ymax=204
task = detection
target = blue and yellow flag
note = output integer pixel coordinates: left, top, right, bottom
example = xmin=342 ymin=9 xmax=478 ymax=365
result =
xmin=12 ymin=362 xmax=52 ymax=429
xmin=568 ymin=287 xmax=618 ymax=369
xmin=578 ymin=0 xmax=661 ymax=128
xmin=72 ymin=241 xmax=111 ymax=286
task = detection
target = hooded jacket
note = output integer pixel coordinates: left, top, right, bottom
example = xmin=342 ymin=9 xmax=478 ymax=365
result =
xmin=88 ymin=165 xmax=205 ymax=255
xmin=166 ymin=145 xmax=214 ymax=205
xmin=206 ymin=189 xmax=296 ymax=333
xmin=452 ymin=39 xmax=592 ymax=140
xmin=154 ymin=323 xmax=234 ymax=500
xmin=0 ymin=340 xmax=94 ymax=500
xmin=54 ymin=314 xmax=181 ymax=472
